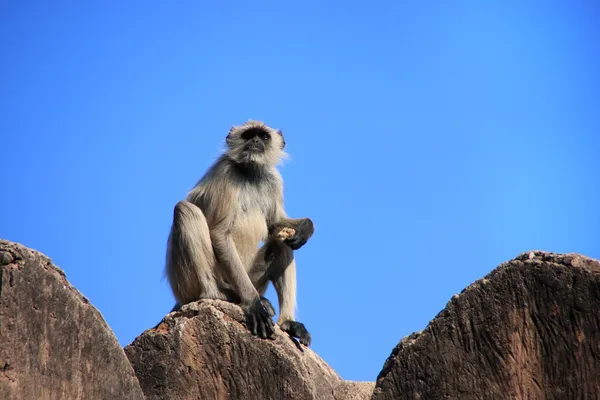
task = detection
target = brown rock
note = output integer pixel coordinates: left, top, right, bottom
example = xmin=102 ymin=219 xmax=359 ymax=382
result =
xmin=372 ymin=251 xmax=600 ymax=400
xmin=126 ymin=299 xmax=374 ymax=400
xmin=334 ymin=381 xmax=376 ymax=400
xmin=0 ymin=240 xmax=144 ymax=400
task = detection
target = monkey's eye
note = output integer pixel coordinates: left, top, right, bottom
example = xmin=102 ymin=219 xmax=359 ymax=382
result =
xmin=261 ymin=133 xmax=270 ymax=141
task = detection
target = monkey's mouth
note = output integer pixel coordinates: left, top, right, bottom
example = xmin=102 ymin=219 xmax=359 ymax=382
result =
xmin=245 ymin=144 xmax=264 ymax=153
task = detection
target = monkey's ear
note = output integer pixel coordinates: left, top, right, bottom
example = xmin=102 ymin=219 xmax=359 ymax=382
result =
xmin=226 ymin=126 xmax=237 ymax=145
xmin=278 ymin=130 xmax=286 ymax=149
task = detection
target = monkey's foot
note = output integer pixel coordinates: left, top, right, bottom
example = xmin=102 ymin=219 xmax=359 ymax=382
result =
xmin=279 ymin=320 xmax=311 ymax=347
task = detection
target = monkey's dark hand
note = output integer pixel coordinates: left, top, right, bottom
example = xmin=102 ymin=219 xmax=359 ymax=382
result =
xmin=284 ymin=218 xmax=314 ymax=250
xmin=244 ymin=297 xmax=275 ymax=339
xmin=279 ymin=320 xmax=311 ymax=346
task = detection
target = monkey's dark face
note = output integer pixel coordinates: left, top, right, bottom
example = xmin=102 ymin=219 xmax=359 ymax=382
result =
xmin=226 ymin=121 xmax=287 ymax=166
xmin=241 ymin=128 xmax=270 ymax=154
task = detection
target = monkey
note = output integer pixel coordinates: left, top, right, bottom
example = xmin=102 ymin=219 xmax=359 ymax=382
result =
xmin=165 ymin=120 xmax=314 ymax=346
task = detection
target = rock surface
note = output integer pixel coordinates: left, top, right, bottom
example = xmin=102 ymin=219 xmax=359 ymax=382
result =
xmin=125 ymin=299 xmax=374 ymax=400
xmin=0 ymin=240 xmax=144 ymax=400
xmin=334 ymin=381 xmax=376 ymax=400
xmin=372 ymin=251 xmax=600 ymax=400
xmin=4 ymin=238 xmax=598 ymax=400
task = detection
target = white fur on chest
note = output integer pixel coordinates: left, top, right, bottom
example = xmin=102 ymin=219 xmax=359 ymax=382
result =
xmin=231 ymin=184 xmax=275 ymax=267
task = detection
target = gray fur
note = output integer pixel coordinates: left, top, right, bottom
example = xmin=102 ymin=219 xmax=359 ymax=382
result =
xmin=165 ymin=120 xmax=309 ymax=323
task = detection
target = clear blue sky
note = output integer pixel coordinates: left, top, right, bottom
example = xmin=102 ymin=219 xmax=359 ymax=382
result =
xmin=1 ymin=1 xmax=599 ymax=382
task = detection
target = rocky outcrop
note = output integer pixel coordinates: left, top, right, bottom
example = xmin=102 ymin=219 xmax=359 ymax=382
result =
xmin=0 ymin=240 xmax=144 ymax=400
xmin=334 ymin=381 xmax=376 ymax=400
xmin=125 ymin=299 xmax=374 ymax=400
xmin=372 ymin=251 xmax=600 ymax=399
xmin=3 ymin=238 xmax=599 ymax=400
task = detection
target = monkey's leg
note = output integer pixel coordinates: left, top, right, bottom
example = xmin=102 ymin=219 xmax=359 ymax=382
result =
xmin=248 ymin=239 xmax=291 ymax=294
xmin=166 ymin=200 xmax=225 ymax=305
xmin=273 ymin=261 xmax=311 ymax=347
xmin=249 ymin=239 xmax=312 ymax=347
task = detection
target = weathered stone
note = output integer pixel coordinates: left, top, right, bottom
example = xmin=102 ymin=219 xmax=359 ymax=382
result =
xmin=10 ymin=240 xmax=595 ymax=399
xmin=0 ymin=251 xmax=13 ymax=266
xmin=372 ymin=251 xmax=600 ymax=400
xmin=0 ymin=240 xmax=144 ymax=400
xmin=334 ymin=381 xmax=376 ymax=400
xmin=126 ymin=299 xmax=374 ymax=400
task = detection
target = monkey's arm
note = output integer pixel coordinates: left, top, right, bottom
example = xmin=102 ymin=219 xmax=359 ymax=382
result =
xmin=190 ymin=184 xmax=260 ymax=304
xmin=212 ymin=233 xmax=275 ymax=338
xmin=192 ymin=185 xmax=275 ymax=339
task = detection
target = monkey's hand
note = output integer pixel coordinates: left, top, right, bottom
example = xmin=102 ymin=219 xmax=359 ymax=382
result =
xmin=244 ymin=297 xmax=276 ymax=339
xmin=276 ymin=227 xmax=296 ymax=241
xmin=285 ymin=218 xmax=314 ymax=250
xmin=269 ymin=218 xmax=314 ymax=250
xmin=279 ymin=320 xmax=312 ymax=346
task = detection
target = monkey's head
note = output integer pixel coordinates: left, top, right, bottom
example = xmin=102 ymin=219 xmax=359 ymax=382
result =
xmin=226 ymin=120 xmax=287 ymax=166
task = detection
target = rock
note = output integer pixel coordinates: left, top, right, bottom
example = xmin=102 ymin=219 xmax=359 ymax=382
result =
xmin=125 ymin=299 xmax=374 ymax=400
xmin=12 ymin=240 xmax=594 ymax=399
xmin=0 ymin=240 xmax=144 ymax=400
xmin=0 ymin=251 xmax=13 ymax=266
xmin=334 ymin=381 xmax=376 ymax=400
xmin=372 ymin=251 xmax=600 ymax=399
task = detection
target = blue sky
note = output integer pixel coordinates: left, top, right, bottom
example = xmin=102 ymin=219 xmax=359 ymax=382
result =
xmin=1 ymin=1 xmax=599 ymax=382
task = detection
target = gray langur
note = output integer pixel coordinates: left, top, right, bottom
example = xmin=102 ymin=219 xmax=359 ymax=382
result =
xmin=165 ymin=121 xmax=314 ymax=346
